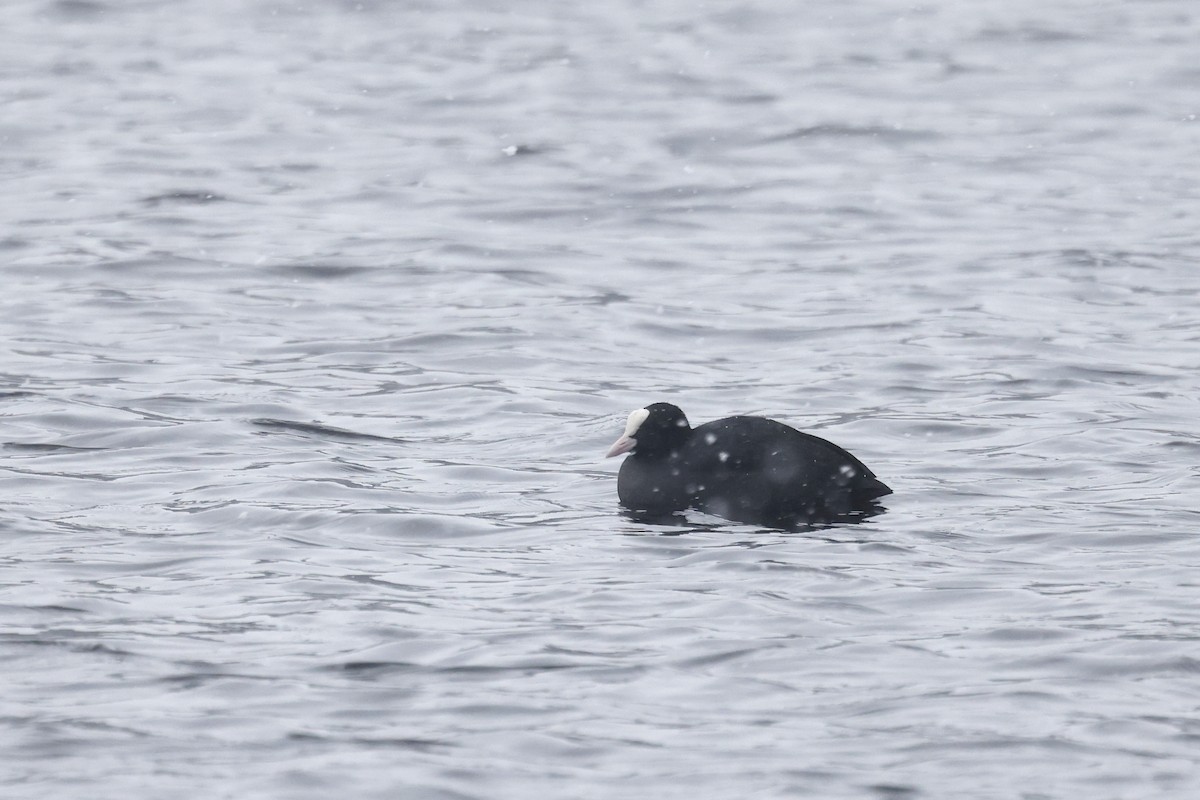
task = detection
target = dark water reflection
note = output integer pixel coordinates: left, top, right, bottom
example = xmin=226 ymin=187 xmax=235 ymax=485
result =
xmin=3 ymin=0 xmax=1200 ymax=798
xmin=619 ymin=505 xmax=889 ymax=533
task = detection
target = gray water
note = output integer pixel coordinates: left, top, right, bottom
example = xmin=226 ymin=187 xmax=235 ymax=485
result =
xmin=4 ymin=1 xmax=1200 ymax=797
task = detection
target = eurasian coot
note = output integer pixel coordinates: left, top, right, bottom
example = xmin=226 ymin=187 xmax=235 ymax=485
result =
xmin=605 ymin=402 xmax=891 ymax=525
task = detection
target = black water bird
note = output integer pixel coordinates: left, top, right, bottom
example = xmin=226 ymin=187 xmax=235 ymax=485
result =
xmin=605 ymin=402 xmax=890 ymax=526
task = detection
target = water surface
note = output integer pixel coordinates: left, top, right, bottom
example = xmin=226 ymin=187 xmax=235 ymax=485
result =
xmin=3 ymin=1 xmax=1200 ymax=798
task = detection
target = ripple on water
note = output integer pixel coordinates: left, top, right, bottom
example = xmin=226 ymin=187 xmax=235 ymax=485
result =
xmin=4 ymin=1 xmax=1200 ymax=798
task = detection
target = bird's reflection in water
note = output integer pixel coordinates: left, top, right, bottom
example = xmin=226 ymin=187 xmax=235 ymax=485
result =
xmin=619 ymin=501 xmax=888 ymax=536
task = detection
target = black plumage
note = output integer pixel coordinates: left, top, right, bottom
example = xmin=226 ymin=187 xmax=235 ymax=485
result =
xmin=606 ymin=402 xmax=890 ymax=526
